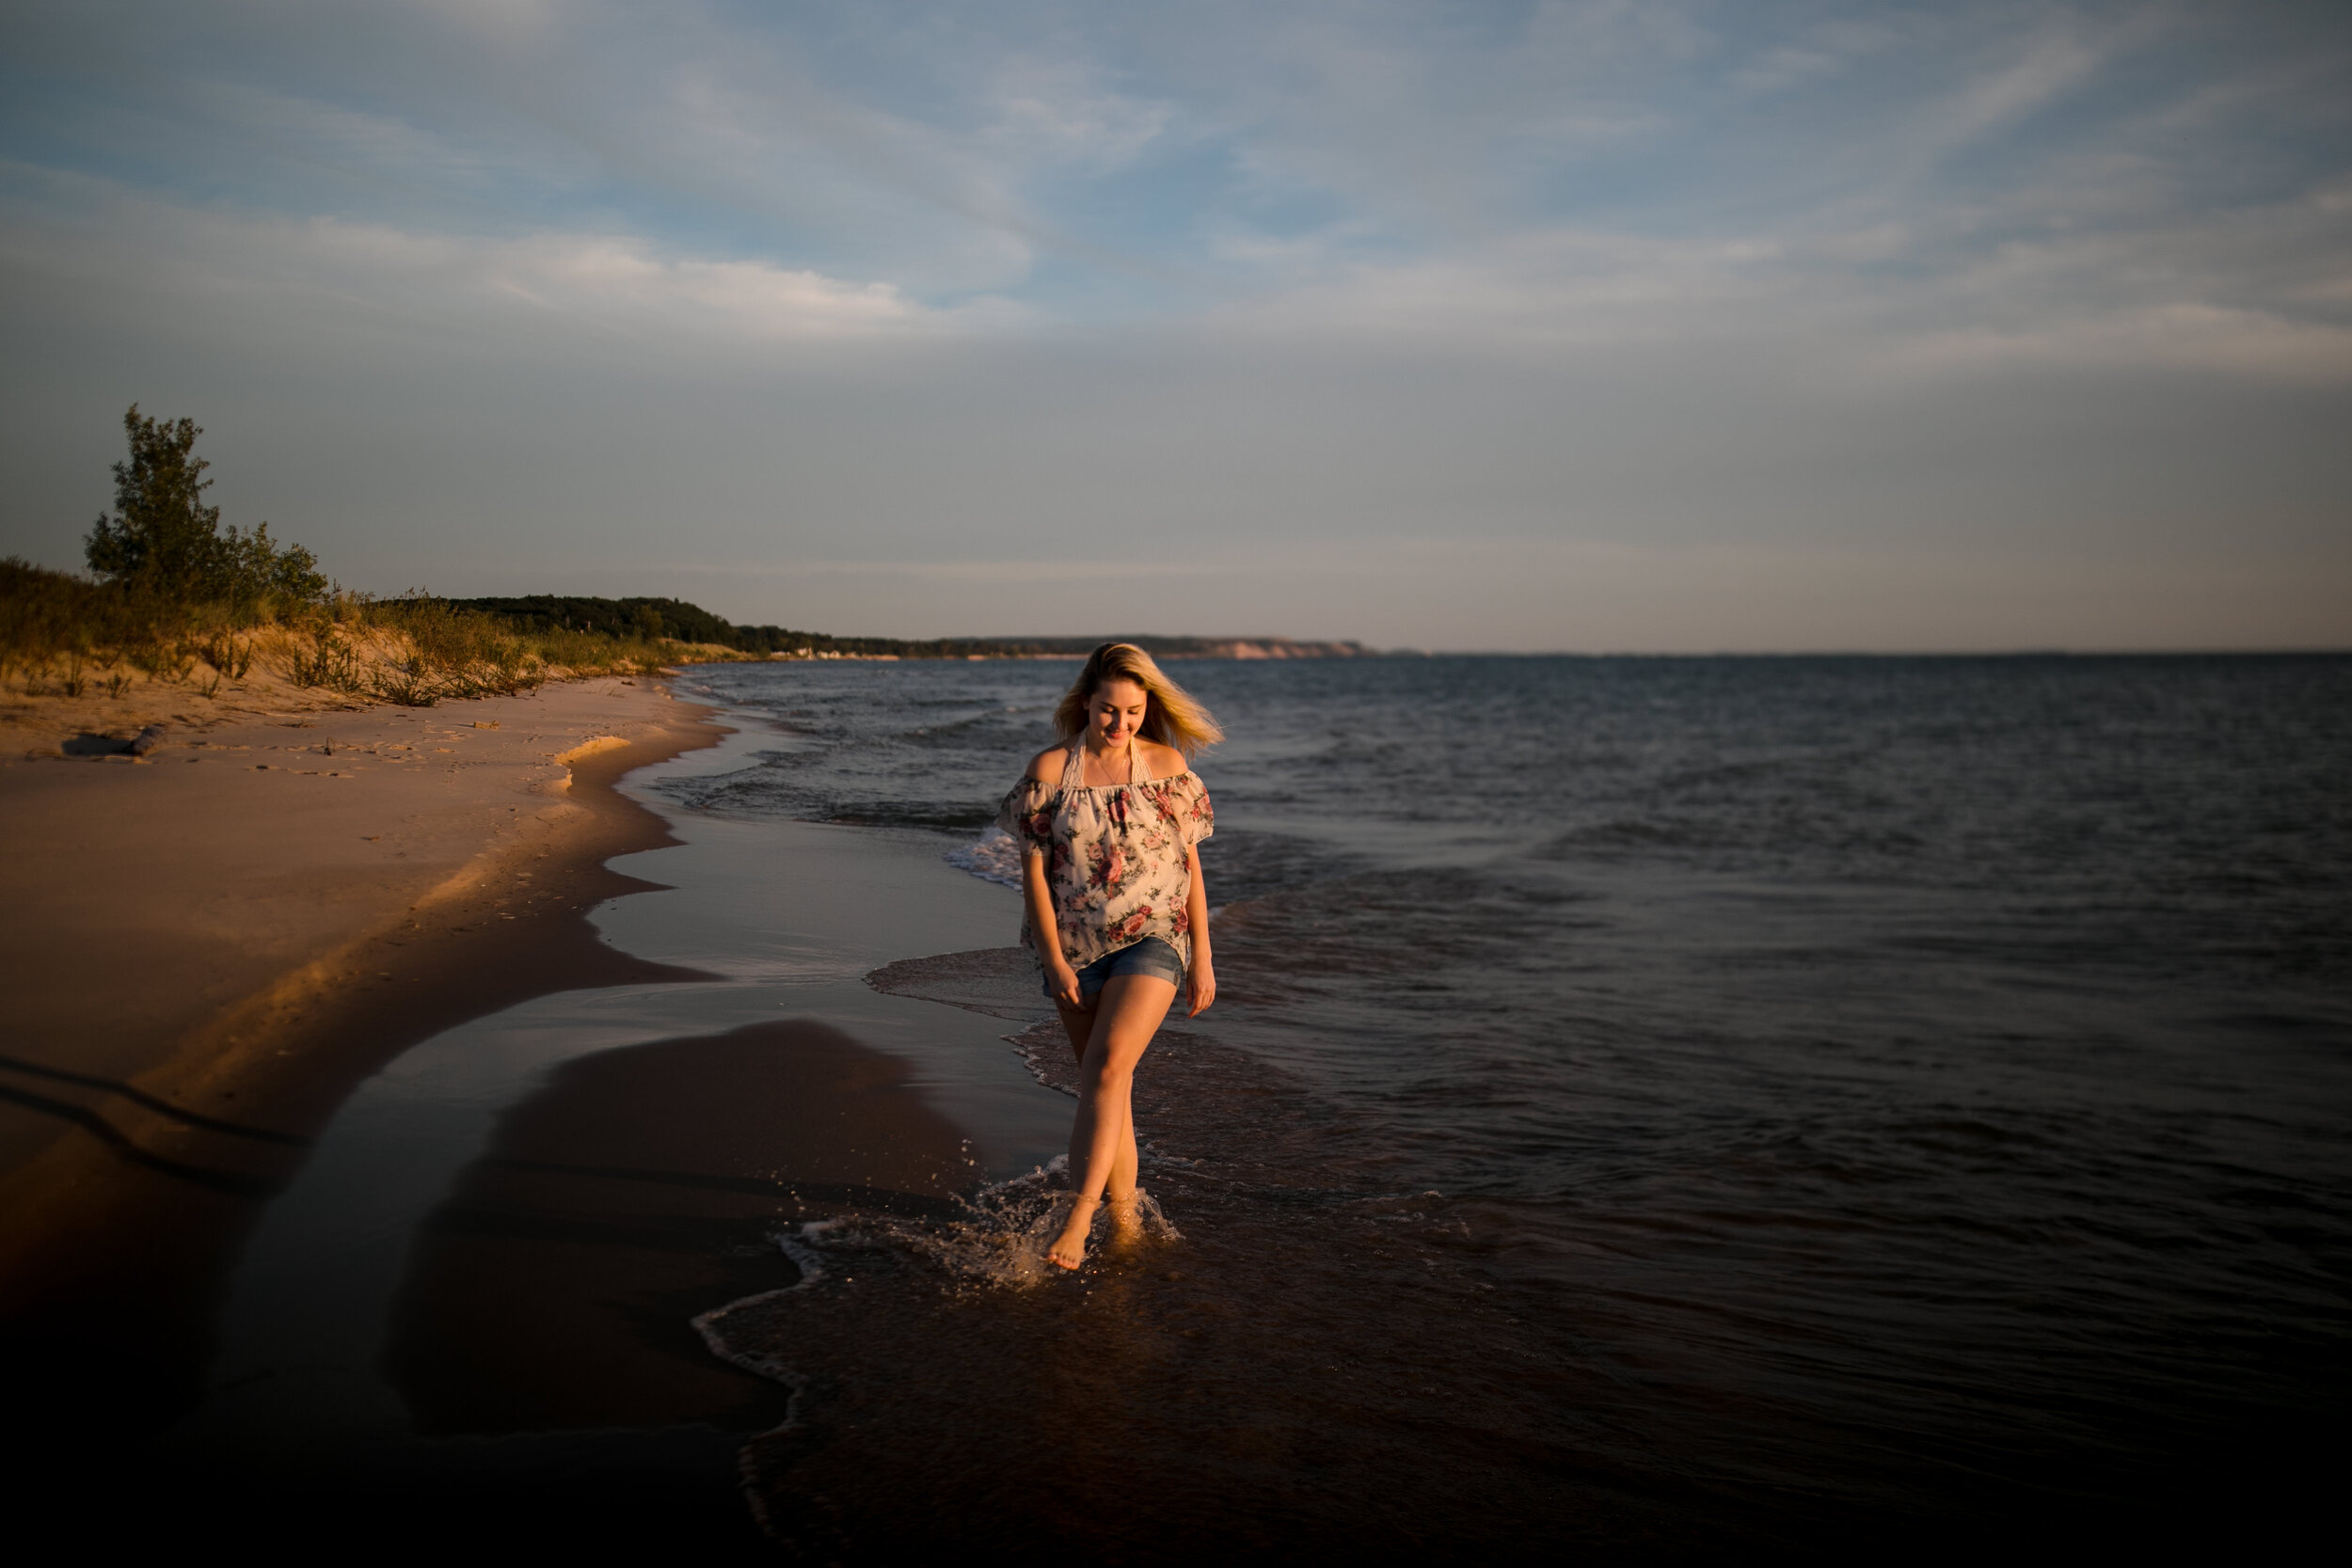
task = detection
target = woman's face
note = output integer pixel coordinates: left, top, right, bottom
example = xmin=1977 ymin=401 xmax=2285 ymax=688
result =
xmin=1089 ymin=678 xmax=1149 ymax=748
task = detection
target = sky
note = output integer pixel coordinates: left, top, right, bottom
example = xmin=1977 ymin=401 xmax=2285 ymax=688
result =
xmin=1 ymin=0 xmax=2347 ymax=651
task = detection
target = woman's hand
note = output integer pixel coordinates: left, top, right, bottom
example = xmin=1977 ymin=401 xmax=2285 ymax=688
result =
xmin=1024 ymin=844 xmax=1088 ymax=1011
xmin=1182 ymin=840 xmax=1215 ymax=1017
xmin=1049 ymin=958 xmax=1087 ymax=1012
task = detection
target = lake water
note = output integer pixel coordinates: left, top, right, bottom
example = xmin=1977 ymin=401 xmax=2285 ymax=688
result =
xmin=665 ymin=654 xmax=2350 ymax=1557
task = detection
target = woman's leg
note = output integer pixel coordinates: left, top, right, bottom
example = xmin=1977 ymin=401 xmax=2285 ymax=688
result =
xmin=1048 ymin=974 xmax=1176 ymax=1269
xmin=1054 ymin=1003 xmax=1142 ymax=1203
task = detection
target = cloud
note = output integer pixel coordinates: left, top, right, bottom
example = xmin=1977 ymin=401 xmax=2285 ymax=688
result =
xmin=411 ymin=0 xmax=564 ymax=48
xmin=1892 ymin=301 xmax=2352 ymax=383
xmin=431 ymin=232 xmax=929 ymax=337
xmin=979 ymin=56 xmax=1174 ymax=172
xmin=0 ymin=166 xmax=1016 ymax=348
xmin=1199 ymin=225 xmax=2352 ymax=388
xmin=1937 ymin=29 xmax=2111 ymax=148
xmin=1199 ymin=228 xmax=1795 ymax=346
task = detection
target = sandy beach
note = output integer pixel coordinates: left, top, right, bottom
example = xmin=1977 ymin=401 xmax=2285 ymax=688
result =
xmin=0 ymin=673 xmax=726 ymax=1433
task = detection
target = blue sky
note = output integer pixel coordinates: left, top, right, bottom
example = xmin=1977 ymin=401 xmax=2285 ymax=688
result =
xmin=2 ymin=0 xmax=2347 ymax=648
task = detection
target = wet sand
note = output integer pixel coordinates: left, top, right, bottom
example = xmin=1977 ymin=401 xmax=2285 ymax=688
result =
xmin=0 ymin=676 xmax=723 ymax=1432
xmin=382 ymin=1018 xmax=972 ymax=1437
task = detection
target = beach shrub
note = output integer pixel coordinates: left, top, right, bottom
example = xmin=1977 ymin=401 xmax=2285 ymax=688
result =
xmin=353 ymin=594 xmax=549 ymax=702
xmin=286 ymin=626 xmax=363 ymax=692
xmin=84 ymin=405 xmax=328 ymax=610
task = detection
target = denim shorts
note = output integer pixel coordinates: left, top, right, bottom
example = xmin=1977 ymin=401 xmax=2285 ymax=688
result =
xmin=1046 ymin=936 xmax=1186 ymax=1002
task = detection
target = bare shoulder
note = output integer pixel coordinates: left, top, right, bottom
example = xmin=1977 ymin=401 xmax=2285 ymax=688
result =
xmin=1143 ymin=740 xmax=1193 ymax=782
xmin=1024 ymin=743 xmax=1071 ymax=784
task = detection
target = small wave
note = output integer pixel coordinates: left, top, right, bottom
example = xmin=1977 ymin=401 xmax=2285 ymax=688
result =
xmin=692 ymin=1218 xmax=842 ymax=1371
xmin=946 ymin=826 xmax=1025 ymax=887
xmin=1007 ymin=1019 xmax=1078 ymax=1096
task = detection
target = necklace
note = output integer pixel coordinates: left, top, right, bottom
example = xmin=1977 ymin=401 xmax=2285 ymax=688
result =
xmin=1084 ymin=736 xmax=1137 ymax=787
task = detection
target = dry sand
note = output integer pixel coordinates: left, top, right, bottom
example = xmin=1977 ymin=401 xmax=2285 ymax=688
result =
xmin=0 ymin=673 xmax=725 ymax=1426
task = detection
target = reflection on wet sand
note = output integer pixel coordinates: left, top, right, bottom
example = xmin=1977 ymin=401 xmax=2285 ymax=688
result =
xmin=384 ymin=1019 xmax=973 ymax=1434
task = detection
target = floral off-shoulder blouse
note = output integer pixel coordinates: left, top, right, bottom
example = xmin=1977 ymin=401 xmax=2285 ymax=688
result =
xmin=995 ymin=743 xmax=1215 ymax=974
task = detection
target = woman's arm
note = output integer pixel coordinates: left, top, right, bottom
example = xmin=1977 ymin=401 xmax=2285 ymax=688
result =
xmin=1025 ymin=845 xmax=1084 ymax=1010
xmin=1184 ymin=840 xmax=1215 ymax=1017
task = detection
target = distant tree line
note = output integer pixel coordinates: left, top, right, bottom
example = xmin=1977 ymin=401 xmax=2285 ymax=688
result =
xmin=443 ymin=594 xmax=1092 ymax=656
xmin=440 ymin=597 xmax=1366 ymax=660
xmin=448 ymin=595 xmax=757 ymax=646
xmin=443 ymin=594 xmax=975 ymax=654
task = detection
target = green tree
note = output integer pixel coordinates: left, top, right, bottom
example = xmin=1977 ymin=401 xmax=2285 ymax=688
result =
xmin=83 ymin=404 xmax=326 ymax=604
xmin=227 ymin=520 xmax=328 ymax=603
xmin=87 ymin=405 xmax=223 ymax=591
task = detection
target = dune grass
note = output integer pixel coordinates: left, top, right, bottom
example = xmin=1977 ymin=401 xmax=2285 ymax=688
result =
xmin=2 ymin=558 xmax=726 ymax=709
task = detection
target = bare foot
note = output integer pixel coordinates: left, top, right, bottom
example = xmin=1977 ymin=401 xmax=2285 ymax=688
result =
xmin=1104 ymin=1190 xmax=1145 ymax=1254
xmin=1047 ymin=1195 xmax=1101 ymax=1271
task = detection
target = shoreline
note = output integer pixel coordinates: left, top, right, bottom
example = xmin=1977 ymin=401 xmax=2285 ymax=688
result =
xmin=0 ymin=674 xmax=728 ymax=1433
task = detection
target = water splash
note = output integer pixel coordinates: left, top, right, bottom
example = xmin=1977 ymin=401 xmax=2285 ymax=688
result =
xmin=740 ymin=1164 xmax=1184 ymax=1297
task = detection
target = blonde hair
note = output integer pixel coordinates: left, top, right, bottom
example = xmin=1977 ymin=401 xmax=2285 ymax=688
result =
xmin=1054 ymin=642 xmax=1224 ymax=757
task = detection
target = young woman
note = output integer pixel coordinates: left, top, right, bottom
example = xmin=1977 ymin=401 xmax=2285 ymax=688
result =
xmin=996 ymin=642 xmax=1220 ymax=1271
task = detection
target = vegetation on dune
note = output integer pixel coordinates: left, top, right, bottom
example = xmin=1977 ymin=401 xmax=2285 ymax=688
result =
xmin=3 ymin=408 xmax=702 ymax=711
xmin=1 ymin=553 xmax=691 ymax=709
